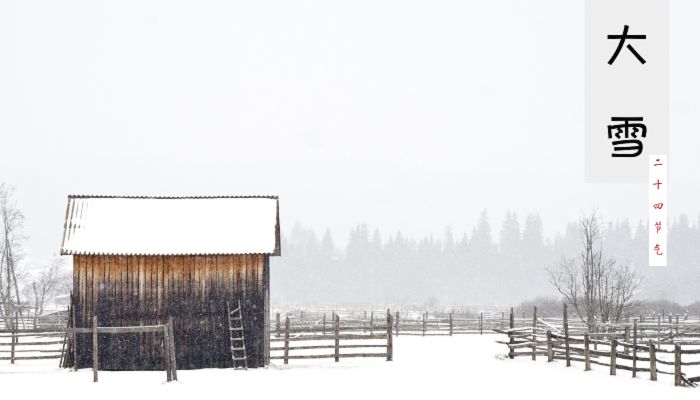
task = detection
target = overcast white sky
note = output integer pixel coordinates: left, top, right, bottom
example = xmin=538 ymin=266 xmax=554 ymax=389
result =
xmin=1 ymin=0 xmax=698 ymax=264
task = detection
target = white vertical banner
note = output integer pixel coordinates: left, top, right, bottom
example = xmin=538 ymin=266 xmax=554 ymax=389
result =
xmin=649 ymin=154 xmax=667 ymax=267
xmin=585 ymin=0 xmax=669 ymax=183
xmin=586 ymin=0 xmax=670 ymax=268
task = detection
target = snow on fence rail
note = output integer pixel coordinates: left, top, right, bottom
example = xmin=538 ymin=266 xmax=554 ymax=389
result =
xmin=497 ymin=305 xmax=700 ymax=388
xmin=270 ymin=313 xmax=393 ymax=364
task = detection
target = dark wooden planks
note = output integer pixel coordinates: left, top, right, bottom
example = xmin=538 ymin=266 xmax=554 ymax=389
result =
xmin=71 ymin=254 xmax=268 ymax=370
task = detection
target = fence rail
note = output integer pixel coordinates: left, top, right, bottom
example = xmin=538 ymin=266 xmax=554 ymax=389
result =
xmin=0 ymin=311 xmax=68 ymax=363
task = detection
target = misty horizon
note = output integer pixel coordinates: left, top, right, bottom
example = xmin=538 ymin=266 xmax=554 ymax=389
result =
xmin=270 ymin=210 xmax=700 ymax=307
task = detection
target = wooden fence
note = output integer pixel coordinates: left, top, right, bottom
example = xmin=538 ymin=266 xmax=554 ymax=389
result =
xmin=272 ymin=308 xmax=528 ymax=337
xmin=394 ymin=311 xmax=496 ymax=335
xmin=70 ymin=316 xmax=178 ymax=382
xmin=0 ymin=311 xmax=68 ymax=331
xmin=1 ymin=309 xmax=177 ymax=383
xmin=0 ymin=311 xmax=69 ymax=363
xmin=497 ymin=305 xmax=700 ymax=388
xmin=270 ymin=312 xmax=393 ymax=364
xmin=272 ymin=307 xmax=700 ymax=337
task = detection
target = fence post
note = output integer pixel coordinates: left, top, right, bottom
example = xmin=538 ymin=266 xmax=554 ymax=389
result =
xmin=168 ymin=316 xmax=178 ymax=381
xmin=92 ymin=316 xmax=99 ymax=383
xmin=501 ymin=311 xmax=504 ymax=330
xmin=546 ymin=330 xmax=553 ymax=362
xmin=531 ymin=306 xmax=537 ymax=361
xmin=449 ymin=313 xmax=453 ymax=336
xmin=649 ymin=340 xmax=657 ymax=381
xmin=584 ymin=333 xmax=591 ymax=371
xmin=480 ymin=312 xmax=483 ymax=335
xmin=163 ymin=324 xmax=173 ymax=382
xmin=395 ymin=311 xmax=400 ymax=336
xmin=610 ymin=338 xmax=617 ymax=376
xmin=623 ymin=326 xmax=630 ymax=355
xmin=674 ymin=344 xmax=681 ymax=386
xmin=323 ymin=313 xmax=326 ymax=335
xmin=422 ymin=312 xmax=426 ymax=337
xmin=563 ymin=303 xmax=570 ymax=367
xmin=276 ymin=313 xmax=281 ymax=337
xmin=632 ymin=319 xmax=637 ymax=378
xmin=334 ymin=315 xmax=340 ymax=362
xmin=386 ymin=310 xmax=393 ymax=361
xmin=370 ymin=311 xmax=374 ymax=336
xmin=283 ymin=317 xmax=290 ymax=365
xmin=509 ymin=308 xmax=514 ymax=359
xmin=10 ymin=312 xmax=17 ymax=364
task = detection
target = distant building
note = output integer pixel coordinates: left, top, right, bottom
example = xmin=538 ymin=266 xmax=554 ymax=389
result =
xmin=60 ymin=195 xmax=280 ymax=370
xmin=53 ymin=293 xmax=71 ymax=308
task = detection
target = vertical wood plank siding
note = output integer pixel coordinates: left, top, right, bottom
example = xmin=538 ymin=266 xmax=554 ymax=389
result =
xmin=72 ymin=254 xmax=268 ymax=370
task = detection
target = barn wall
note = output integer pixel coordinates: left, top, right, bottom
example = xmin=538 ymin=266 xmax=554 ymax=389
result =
xmin=72 ymin=254 xmax=268 ymax=370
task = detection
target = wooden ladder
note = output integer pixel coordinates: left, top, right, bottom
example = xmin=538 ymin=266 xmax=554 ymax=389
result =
xmin=227 ymin=300 xmax=248 ymax=370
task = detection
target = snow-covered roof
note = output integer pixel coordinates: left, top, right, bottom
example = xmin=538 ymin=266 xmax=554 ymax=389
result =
xmin=60 ymin=195 xmax=280 ymax=256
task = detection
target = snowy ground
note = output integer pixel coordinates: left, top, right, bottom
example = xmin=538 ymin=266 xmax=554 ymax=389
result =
xmin=1 ymin=335 xmax=696 ymax=399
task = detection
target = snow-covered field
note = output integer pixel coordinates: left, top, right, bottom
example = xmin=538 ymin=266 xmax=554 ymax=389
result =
xmin=0 ymin=335 xmax=695 ymax=399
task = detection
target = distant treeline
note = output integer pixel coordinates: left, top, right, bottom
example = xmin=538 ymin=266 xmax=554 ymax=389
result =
xmin=270 ymin=211 xmax=700 ymax=306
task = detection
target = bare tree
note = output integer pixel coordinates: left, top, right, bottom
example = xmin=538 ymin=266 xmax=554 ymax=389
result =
xmin=30 ymin=259 xmax=70 ymax=316
xmin=0 ymin=183 xmax=26 ymax=328
xmin=548 ymin=210 xmax=641 ymax=328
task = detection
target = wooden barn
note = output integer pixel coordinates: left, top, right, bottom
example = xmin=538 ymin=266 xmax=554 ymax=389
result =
xmin=60 ymin=195 xmax=280 ymax=370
